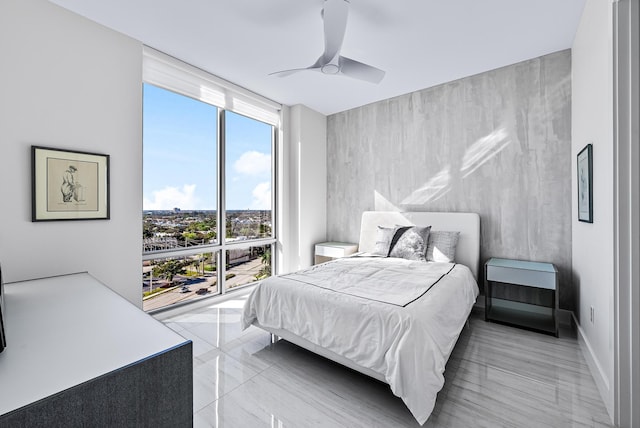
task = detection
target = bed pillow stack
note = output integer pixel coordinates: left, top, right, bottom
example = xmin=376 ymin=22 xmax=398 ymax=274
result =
xmin=372 ymin=225 xmax=460 ymax=262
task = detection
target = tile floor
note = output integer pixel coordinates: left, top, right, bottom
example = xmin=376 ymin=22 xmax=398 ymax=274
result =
xmin=156 ymin=292 xmax=613 ymax=428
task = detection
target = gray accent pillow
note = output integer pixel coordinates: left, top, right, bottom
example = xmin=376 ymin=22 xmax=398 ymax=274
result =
xmin=388 ymin=226 xmax=431 ymax=261
xmin=371 ymin=226 xmax=398 ymax=256
xmin=426 ymin=231 xmax=460 ymax=262
xmin=389 ymin=226 xmax=411 ymax=253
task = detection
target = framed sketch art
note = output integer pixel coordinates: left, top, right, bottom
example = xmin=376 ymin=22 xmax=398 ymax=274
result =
xmin=32 ymin=146 xmax=110 ymax=221
xmin=577 ymin=144 xmax=593 ymax=223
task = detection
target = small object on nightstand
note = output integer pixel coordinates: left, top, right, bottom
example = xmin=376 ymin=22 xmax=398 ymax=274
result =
xmin=485 ymin=257 xmax=558 ymax=337
xmin=314 ymin=242 xmax=358 ymax=264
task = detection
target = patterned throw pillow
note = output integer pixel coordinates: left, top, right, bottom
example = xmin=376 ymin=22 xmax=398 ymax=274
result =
xmin=371 ymin=226 xmax=399 ymax=256
xmin=426 ymin=231 xmax=460 ymax=263
xmin=388 ymin=226 xmax=431 ymax=261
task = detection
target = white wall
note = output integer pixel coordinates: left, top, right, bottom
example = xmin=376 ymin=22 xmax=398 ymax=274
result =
xmin=280 ymin=105 xmax=327 ymax=273
xmin=571 ymin=0 xmax=615 ymax=419
xmin=0 ymin=0 xmax=143 ymax=305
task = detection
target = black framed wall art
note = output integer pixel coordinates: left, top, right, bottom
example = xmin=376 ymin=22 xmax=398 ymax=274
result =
xmin=32 ymin=146 xmax=110 ymax=221
xmin=0 ymin=262 xmax=6 ymax=353
xmin=577 ymin=144 xmax=593 ymax=223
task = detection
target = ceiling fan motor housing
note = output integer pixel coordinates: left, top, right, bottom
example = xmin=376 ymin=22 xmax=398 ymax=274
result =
xmin=321 ymin=63 xmax=340 ymax=75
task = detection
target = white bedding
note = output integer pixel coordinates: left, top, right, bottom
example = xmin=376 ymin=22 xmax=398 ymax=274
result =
xmin=241 ymin=256 xmax=479 ymax=425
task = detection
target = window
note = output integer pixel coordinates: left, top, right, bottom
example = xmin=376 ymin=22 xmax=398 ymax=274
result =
xmin=225 ymin=111 xmax=273 ymax=241
xmin=142 ymin=48 xmax=279 ymax=312
xmin=143 ymin=84 xmax=218 ymax=247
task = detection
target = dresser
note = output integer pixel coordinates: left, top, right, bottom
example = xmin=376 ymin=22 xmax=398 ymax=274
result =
xmin=0 ymin=273 xmax=193 ymax=427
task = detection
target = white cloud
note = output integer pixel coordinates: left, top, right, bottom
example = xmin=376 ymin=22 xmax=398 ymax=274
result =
xmin=143 ymin=184 xmax=198 ymax=210
xmin=251 ymin=182 xmax=271 ymax=210
xmin=234 ymin=151 xmax=271 ymax=176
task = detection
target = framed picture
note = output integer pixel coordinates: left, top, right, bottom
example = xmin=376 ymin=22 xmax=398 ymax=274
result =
xmin=32 ymin=146 xmax=110 ymax=221
xmin=0 ymin=262 xmax=6 ymax=353
xmin=577 ymin=144 xmax=593 ymax=223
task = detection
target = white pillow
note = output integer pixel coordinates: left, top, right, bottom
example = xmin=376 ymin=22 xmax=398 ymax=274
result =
xmin=371 ymin=226 xmax=399 ymax=256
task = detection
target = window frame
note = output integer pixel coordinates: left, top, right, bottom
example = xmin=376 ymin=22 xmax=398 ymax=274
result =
xmin=142 ymin=47 xmax=280 ymax=306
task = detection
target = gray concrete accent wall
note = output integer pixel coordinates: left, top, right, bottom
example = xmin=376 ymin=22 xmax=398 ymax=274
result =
xmin=327 ymin=50 xmax=573 ymax=309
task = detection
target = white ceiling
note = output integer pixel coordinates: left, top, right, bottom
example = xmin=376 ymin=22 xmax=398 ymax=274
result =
xmin=49 ymin=0 xmax=585 ymax=116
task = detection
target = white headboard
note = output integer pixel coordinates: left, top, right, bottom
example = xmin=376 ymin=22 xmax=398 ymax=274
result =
xmin=358 ymin=211 xmax=481 ymax=280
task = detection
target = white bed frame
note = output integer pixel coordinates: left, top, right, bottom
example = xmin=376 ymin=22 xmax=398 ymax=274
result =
xmin=256 ymin=211 xmax=481 ymax=382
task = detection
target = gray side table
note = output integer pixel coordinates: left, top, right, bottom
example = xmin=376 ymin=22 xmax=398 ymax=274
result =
xmin=485 ymin=257 xmax=558 ymax=337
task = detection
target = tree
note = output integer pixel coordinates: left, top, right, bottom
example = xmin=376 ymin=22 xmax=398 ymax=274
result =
xmin=254 ymin=248 xmax=271 ymax=280
xmin=143 ymin=222 xmax=155 ymax=239
xmin=259 ymin=223 xmax=271 ymax=236
xmin=183 ymin=232 xmax=198 ymax=241
xmin=153 ymin=260 xmax=186 ymax=285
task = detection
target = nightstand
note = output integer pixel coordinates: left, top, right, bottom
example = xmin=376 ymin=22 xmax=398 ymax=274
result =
xmin=485 ymin=258 xmax=558 ymax=337
xmin=314 ymin=242 xmax=358 ymax=264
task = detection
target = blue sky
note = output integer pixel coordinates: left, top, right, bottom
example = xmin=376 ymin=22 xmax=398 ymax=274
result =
xmin=143 ymin=84 xmax=272 ymax=211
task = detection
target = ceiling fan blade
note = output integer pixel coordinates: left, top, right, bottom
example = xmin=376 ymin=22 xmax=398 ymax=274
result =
xmin=269 ymin=66 xmax=321 ymax=78
xmin=322 ymin=0 xmax=349 ymax=63
xmin=339 ymin=56 xmax=385 ymax=83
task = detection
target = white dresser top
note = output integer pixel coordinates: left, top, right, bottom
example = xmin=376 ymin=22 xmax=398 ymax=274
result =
xmin=0 ymin=273 xmax=189 ymax=416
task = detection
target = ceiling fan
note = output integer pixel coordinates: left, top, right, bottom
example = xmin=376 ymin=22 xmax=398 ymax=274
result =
xmin=270 ymin=0 xmax=385 ymax=84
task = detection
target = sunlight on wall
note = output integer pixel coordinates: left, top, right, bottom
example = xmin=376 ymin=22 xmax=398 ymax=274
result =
xmin=374 ymin=190 xmax=401 ymax=211
xmin=400 ymin=127 xmax=511 ymax=205
xmin=400 ymin=166 xmax=452 ymax=205
xmin=460 ymin=128 xmax=510 ymax=177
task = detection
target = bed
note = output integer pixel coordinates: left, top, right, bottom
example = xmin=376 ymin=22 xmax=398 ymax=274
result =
xmin=241 ymin=211 xmax=480 ymax=425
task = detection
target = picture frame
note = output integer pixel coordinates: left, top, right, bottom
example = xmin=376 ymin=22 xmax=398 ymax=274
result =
xmin=32 ymin=146 xmax=110 ymax=221
xmin=577 ymin=144 xmax=593 ymax=223
xmin=0 ymin=262 xmax=6 ymax=353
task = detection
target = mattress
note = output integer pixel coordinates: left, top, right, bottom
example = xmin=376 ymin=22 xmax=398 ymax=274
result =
xmin=241 ymin=256 xmax=479 ymax=425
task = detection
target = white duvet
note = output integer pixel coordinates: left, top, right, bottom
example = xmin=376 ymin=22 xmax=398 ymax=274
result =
xmin=241 ymin=256 xmax=479 ymax=425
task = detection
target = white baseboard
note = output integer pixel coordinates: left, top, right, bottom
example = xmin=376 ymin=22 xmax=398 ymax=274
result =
xmin=572 ymin=312 xmax=614 ymax=424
